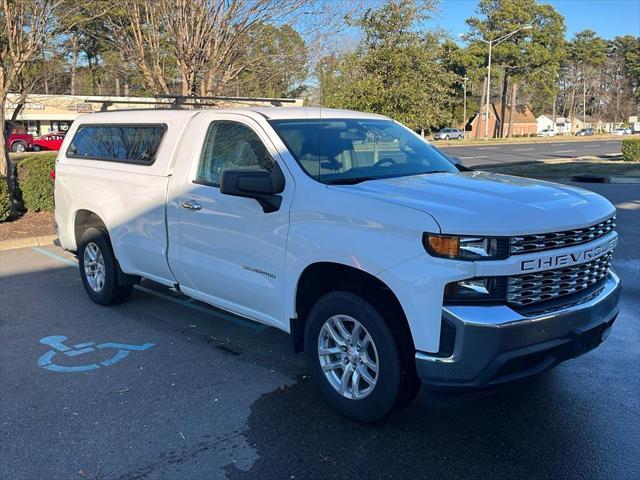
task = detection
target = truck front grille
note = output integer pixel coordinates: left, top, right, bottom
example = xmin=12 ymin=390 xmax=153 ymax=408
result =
xmin=506 ymin=253 xmax=612 ymax=307
xmin=510 ymin=216 xmax=615 ymax=255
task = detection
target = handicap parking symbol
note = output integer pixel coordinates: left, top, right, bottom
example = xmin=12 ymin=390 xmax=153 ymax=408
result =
xmin=37 ymin=335 xmax=154 ymax=372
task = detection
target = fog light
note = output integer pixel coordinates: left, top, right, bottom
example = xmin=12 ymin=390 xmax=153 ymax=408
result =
xmin=444 ymin=277 xmax=507 ymax=302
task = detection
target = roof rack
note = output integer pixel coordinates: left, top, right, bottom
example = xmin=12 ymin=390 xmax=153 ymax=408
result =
xmin=85 ymin=95 xmax=298 ymax=112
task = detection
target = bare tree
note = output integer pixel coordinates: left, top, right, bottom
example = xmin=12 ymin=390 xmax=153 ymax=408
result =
xmin=0 ymin=0 xmax=60 ymax=204
xmin=103 ymin=0 xmax=350 ymax=97
xmin=1 ymin=0 xmax=105 ymax=209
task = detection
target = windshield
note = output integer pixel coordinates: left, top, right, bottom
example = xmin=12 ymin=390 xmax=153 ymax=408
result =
xmin=269 ymin=119 xmax=458 ymax=184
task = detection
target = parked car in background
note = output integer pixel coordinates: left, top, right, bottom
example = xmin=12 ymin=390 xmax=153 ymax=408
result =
xmin=575 ymin=128 xmax=593 ymax=136
xmin=433 ymin=128 xmax=464 ymax=140
xmin=611 ymin=127 xmax=631 ymax=136
xmin=32 ymin=132 xmax=66 ymax=151
xmin=5 ymin=133 xmax=34 ymax=153
xmin=537 ymin=128 xmax=556 ymax=137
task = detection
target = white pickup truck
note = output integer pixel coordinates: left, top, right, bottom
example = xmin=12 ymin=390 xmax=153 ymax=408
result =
xmin=55 ymin=107 xmax=621 ymax=422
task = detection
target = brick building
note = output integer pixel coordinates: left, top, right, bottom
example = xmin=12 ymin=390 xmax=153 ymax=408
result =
xmin=469 ymin=103 xmax=538 ymax=138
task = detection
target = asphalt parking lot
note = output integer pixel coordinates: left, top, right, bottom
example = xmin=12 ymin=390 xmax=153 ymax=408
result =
xmin=1 ymin=182 xmax=638 ymax=480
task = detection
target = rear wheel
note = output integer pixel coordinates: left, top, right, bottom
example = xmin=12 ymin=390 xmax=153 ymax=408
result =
xmin=78 ymin=227 xmax=133 ymax=305
xmin=305 ymin=291 xmax=419 ymax=422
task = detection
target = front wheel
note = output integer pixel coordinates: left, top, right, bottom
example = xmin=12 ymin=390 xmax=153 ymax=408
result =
xmin=444 ymin=135 xmax=450 ymax=140
xmin=305 ymin=291 xmax=419 ymax=422
xmin=11 ymin=142 xmax=26 ymax=153
xmin=78 ymin=227 xmax=133 ymax=305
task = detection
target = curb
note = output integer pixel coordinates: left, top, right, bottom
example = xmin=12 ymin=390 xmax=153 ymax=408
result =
xmin=0 ymin=234 xmax=58 ymax=251
xmin=472 ymin=155 xmax=625 ymax=170
xmin=572 ymin=174 xmax=640 ymax=184
xmin=473 ymin=158 xmax=557 ymax=169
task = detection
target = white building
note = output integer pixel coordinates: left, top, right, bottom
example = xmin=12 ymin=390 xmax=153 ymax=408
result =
xmin=536 ymin=114 xmax=555 ymax=134
xmin=536 ymin=115 xmax=573 ymax=135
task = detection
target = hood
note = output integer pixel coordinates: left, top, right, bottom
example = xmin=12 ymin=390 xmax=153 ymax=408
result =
xmin=331 ymin=171 xmax=615 ymax=236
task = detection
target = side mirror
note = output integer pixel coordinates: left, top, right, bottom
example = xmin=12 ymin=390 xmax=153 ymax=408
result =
xmin=220 ymin=162 xmax=285 ymax=213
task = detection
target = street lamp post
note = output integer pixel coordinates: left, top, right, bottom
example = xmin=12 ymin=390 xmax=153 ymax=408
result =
xmin=467 ymin=25 xmax=532 ymax=141
xmin=463 ymin=76 xmax=469 ymax=138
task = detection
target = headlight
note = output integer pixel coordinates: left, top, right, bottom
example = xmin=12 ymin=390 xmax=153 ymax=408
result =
xmin=444 ymin=277 xmax=507 ymax=302
xmin=423 ymin=234 xmax=508 ymax=260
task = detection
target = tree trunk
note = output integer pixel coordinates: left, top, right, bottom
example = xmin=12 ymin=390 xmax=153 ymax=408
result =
xmin=70 ymin=34 xmax=78 ymax=95
xmin=507 ymin=82 xmax=518 ymax=138
xmin=1 ymin=101 xmax=19 ymax=212
xmin=476 ymin=77 xmax=487 ymax=139
xmin=115 ymin=77 xmax=121 ymax=96
xmin=500 ymin=67 xmax=508 ymax=138
xmin=0 ymin=104 xmax=9 ymax=179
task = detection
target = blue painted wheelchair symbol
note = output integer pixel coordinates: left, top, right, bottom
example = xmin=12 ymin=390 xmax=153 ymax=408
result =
xmin=37 ymin=335 xmax=154 ymax=372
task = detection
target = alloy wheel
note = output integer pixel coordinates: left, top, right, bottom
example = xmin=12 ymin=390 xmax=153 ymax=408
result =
xmin=83 ymin=242 xmax=106 ymax=292
xmin=318 ymin=315 xmax=379 ymax=400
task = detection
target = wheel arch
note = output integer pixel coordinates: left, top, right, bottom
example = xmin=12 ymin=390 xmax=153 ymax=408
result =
xmin=291 ymin=262 xmax=415 ymax=355
xmin=74 ymin=209 xmax=139 ymax=286
xmin=10 ymin=140 xmax=27 ymax=151
xmin=74 ymin=209 xmax=108 ymax=249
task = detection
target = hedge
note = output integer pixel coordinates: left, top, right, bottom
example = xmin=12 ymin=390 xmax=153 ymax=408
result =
xmin=0 ymin=176 xmax=11 ymax=222
xmin=621 ymin=137 xmax=640 ymax=162
xmin=16 ymin=153 xmax=57 ymax=212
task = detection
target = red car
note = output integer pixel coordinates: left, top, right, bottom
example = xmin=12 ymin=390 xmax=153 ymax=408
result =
xmin=6 ymin=133 xmax=33 ymax=153
xmin=32 ymin=133 xmax=66 ymax=151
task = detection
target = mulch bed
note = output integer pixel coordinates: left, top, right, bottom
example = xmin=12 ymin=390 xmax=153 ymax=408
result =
xmin=0 ymin=211 xmax=56 ymax=241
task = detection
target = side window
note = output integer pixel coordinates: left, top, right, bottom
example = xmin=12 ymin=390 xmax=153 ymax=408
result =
xmin=67 ymin=124 xmax=165 ymax=164
xmin=196 ymin=121 xmax=274 ymax=186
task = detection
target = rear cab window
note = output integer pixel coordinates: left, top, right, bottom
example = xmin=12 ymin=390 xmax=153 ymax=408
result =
xmin=66 ymin=124 xmax=166 ymax=165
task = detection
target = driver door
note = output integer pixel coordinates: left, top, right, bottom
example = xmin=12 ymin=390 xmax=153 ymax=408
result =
xmin=168 ymin=116 xmax=294 ymax=329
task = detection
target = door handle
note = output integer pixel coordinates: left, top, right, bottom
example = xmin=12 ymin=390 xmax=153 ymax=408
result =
xmin=181 ymin=200 xmax=202 ymax=211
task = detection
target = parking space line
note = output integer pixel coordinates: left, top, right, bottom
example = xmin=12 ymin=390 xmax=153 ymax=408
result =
xmin=554 ymin=149 xmax=577 ymax=153
xmin=31 ymin=247 xmax=266 ymax=332
xmin=32 ymin=247 xmax=79 ymax=267
xmin=513 ymin=148 xmax=535 ymax=151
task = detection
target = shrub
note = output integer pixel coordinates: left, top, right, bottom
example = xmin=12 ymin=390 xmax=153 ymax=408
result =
xmin=16 ymin=153 xmax=57 ymax=212
xmin=0 ymin=176 xmax=11 ymax=222
xmin=621 ymin=137 xmax=640 ymax=162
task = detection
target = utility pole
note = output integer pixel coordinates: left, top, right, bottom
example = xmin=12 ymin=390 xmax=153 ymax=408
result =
xmin=463 ymin=76 xmax=469 ymax=139
xmin=552 ymin=94 xmax=557 ymax=133
xmin=583 ymin=76 xmax=586 ymax=128
xmin=484 ymin=42 xmax=492 ymax=141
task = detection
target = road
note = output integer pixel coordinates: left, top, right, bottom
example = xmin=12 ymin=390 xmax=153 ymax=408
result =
xmin=438 ymin=139 xmax=622 ymax=167
xmin=1 ymin=183 xmax=638 ymax=480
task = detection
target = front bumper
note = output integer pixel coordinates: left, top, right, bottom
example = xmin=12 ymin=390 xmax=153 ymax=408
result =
xmin=416 ymin=270 xmax=621 ymax=389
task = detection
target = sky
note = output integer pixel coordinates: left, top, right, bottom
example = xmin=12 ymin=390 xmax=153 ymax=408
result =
xmin=427 ymin=0 xmax=640 ymax=40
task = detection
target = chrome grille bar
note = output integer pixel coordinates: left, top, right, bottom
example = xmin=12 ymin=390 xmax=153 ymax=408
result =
xmin=510 ymin=216 xmax=616 ymax=255
xmin=507 ymin=253 xmax=612 ymax=307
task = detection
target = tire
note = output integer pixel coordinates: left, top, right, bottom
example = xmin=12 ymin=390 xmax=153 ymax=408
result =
xmin=305 ymin=291 xmax=419 ymax=422
xmin=11 ymin=141 xmax=26 ymax=153
xmin=32 ymin=145 xmax=42 ymax=152
xmin=78 ymin=227 xmax=133 ymax=305
xmin=445 ymin=135 xmax=450 ymax=140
